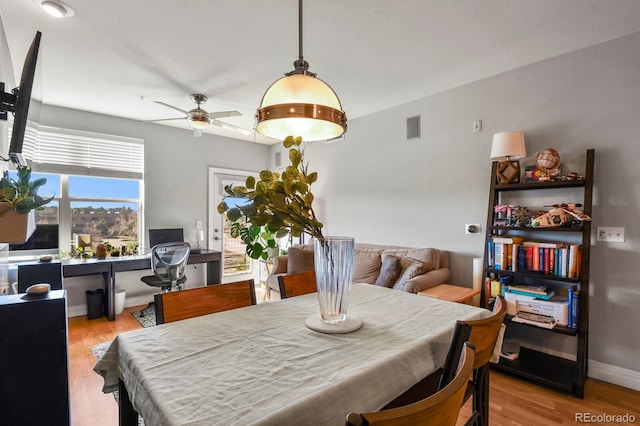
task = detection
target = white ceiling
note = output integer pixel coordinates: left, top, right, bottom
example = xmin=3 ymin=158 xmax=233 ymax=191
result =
xmin=2 ymin=0 xmax=640 ymax=144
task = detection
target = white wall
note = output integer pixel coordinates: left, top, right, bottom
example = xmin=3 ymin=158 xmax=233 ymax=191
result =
xmin=270 ymin=32 xmax=640 ymax=384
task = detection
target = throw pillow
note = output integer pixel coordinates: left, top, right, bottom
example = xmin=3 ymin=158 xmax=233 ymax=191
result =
xmin=353 ymin=248 xmax=383 ymax=283
xmin=374 ymin=255 xmax=402 ymax=287
xmin=287 ymin=247 xmax=315 ymax=275
xmin=392 ymin=258 xmax=425 ymax=291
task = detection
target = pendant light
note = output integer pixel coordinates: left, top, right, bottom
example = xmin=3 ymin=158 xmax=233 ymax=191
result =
xmin=256 ymin=0 xmax=347 ymax=142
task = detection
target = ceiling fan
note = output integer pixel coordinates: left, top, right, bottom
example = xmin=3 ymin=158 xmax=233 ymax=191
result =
xmin=142 ymin=94 xmax=251 ymax=137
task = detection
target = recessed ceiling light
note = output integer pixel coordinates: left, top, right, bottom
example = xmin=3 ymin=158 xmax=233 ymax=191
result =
xmin=35 ymin=0 xmax=75 ymax=18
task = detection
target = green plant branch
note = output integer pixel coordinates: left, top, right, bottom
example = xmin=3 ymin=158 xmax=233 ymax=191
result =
xmin=217 ymin=135 xmax=324 ymax=255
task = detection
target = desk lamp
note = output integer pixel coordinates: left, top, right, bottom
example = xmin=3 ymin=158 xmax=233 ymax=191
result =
xmin=75 ymin=234 xmax=91 ymax=256
xmin=490 ymin=131 xmax=526 ymax=184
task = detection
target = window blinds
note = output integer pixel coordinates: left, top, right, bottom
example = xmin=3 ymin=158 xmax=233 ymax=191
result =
xmin=19 ymin=123 xmax=144 ymax=179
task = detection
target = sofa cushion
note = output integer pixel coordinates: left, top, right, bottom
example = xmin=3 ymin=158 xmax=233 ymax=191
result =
xmin=353 ymin=247 xmax=384 ymax=283
xmin=287 ymin=247 xmax=315 ymax=275
xmin=382 ymin=248 xmax=440 ymax=272
xmin=374 ymin=255 xmax=402 ymax=287
xmin=391 ymin=257 xmax=425 ymax=291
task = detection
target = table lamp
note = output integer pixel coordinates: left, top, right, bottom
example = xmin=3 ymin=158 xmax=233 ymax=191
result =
xmin=490 ymin=131 xmax=526 ymax=184
xmin=75 ymin=234 xmax=92 ymax=255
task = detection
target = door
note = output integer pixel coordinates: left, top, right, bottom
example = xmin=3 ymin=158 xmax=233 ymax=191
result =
xmin=208 ymin=168 xmax=260 ymax=285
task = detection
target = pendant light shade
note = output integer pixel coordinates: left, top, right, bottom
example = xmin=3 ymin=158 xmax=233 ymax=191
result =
xmin=256 ymin=0 xmax=347 ymax=142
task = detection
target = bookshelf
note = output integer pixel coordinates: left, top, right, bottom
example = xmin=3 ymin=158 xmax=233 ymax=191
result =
xmin=482 ymin=149 xmax=594 ymax=398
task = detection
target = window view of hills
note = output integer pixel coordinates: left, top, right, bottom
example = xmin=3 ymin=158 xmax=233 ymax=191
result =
xmin=34 ymin=205 xmax=138 ymax=252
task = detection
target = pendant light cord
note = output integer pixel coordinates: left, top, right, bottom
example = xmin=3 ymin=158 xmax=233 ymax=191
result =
xmin=298 ymin=0 xmax=303 ymax=61
xmin=288 ymin=0 xmax=314 ymax=76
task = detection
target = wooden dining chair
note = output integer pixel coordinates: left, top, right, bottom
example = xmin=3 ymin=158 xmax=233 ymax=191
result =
xmin=443 ymin=296 xmax=506 ymax=426
xmin=277 ymin=270 xmax=317 ymax=299
xmin=382 ymin=296 xmax=506 ymax=426
xmin=345 ymin=342 xmax=475 ymax=426
xmin=154 ymin=279 xmax=256 ymax=325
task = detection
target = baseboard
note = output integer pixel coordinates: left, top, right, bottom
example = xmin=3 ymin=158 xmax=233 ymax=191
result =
xmin=588 ymin=359 xmax=640 ymax=391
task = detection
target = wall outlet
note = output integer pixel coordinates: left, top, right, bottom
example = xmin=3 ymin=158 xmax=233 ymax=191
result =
xmin=465 ymin=224 xmax=481 ymax=234
xmin=597 ymin=226 xmax=625 ymax=242
xmin=196 ymin=220 xmax=203 ymax=230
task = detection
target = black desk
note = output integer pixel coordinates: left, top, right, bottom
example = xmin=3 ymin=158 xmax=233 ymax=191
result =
xmin=62 ymin=250 xmax=221 ymax=320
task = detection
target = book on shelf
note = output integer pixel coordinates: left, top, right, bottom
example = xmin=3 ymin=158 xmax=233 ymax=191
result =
xmin=506 ymin=285 xmax=550 ymax=295
xmin=523 ymin=241 xmax=566 ymax=249
xmin=568 ymin=244 xmax=579 ymax=278
xmin=506 ymin=285 xmax=555 ymax=300
xmin=487 ymin=240 xmax=494 ymax=267
xmin=568 ymin=285 xmax=579 ymax=329
xmin=492 ymin=236 xmax=525 ymax=244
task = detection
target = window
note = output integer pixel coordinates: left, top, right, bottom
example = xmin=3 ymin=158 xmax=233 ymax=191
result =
xmin=7 ymin=125 xmax=143 ymax=256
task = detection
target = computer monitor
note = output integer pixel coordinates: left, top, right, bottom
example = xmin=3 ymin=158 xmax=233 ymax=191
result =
xmin=9 ymin=224 xmax=59 ymax=251
xmin=148 ymin=228 xmax=184 ymax=248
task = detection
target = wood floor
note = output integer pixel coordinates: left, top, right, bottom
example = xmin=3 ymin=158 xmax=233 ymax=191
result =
xmin=69 ymin=307 xmax=640 ymax=426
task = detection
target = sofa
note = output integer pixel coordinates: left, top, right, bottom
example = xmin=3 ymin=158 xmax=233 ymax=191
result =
xmin=266 ymin=243 xmax=450 ymax=301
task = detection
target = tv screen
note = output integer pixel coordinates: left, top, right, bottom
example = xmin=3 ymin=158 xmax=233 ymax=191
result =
xmin=9 ymin=224 xmax=58 ymax=251
xmin=149 ymin=228 xmax=184 ymax=248
xmin=8 ymin=31 xmax=41 ymax=167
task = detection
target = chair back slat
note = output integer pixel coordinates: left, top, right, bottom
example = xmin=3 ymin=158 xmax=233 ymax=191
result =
xmin=154 ymin=279 xmax=256 ymax=325
xmin=278 ymin=271 xmax=317 ymax=299
xmin=462 ymin=296 xmax=506 ymax=368
xmin=346 ymin=342 xmax=475 ymax=426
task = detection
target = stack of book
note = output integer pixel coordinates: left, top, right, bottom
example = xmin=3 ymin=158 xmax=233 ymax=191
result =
xmin=505 ymin=284 xmax=555 ymax=300
xmin=488 ymin=237 xmax=582 ymax=278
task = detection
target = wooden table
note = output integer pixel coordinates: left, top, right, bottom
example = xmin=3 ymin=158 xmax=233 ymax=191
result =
xmin=418 ymin=283 xmax=480 ymax=305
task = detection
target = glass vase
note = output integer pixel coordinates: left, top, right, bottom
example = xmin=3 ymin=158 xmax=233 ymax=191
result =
xmin=313 ymin=236 xmax=354 ymax=324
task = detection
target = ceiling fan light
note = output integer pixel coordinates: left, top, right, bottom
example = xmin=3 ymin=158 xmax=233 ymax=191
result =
xmin=256 ymin=74 xmax=347 ymax=142
xmin=37 ymin=0 xmax=75 ymax=18
xmin=188 ymin=109 xmax=211 ymax=129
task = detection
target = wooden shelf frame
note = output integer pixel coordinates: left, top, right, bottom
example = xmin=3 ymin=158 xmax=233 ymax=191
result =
xmin=482 ymin=149 xmax=594 ymax=398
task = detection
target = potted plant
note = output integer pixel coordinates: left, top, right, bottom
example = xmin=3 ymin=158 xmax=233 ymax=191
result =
xmin=0 ymin=166 xmax=54 ymax=243
xmin=218 ymin=136 xmax=355 ymax=326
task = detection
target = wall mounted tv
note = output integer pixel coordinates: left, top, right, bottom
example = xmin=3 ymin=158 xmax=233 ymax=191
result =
xmin=0 ymin=30 xmax=41 ymax=168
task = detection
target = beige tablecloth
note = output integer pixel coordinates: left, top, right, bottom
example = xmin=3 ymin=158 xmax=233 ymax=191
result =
xmin=94 ymin=283 xmax=489 ymax=425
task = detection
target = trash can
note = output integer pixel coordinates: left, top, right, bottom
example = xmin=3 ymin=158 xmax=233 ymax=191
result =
xmin=86 ymin=289 xmax=104 ymax=319
xmin=114 ymin=288 xmax=126 ymax=315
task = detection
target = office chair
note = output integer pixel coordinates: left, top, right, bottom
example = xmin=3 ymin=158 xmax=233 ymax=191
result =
xmin=278 ymin=270 xmax=317 ymax=299
xmin=139 ymin=242 xmax=191 ymax=317
xmin=154 ymin=279 xmax=256 ymax=325
xmin=345 ymin=342 xmax=475 ymax=426
xmin=17 ymin=262 xmax=63 ymax=293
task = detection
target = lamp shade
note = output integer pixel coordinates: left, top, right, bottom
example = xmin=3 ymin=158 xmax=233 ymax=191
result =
xmin=490 ymin=131 xmax=526 ymax=160
xmin=75 ymin=234 xmax=91 ymax=248
xmin=256 ymin=73 xmax=347 ymax=142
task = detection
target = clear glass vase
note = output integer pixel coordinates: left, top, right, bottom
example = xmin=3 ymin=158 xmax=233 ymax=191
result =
xmin=314 ymin=237 xmax=354 ymax=324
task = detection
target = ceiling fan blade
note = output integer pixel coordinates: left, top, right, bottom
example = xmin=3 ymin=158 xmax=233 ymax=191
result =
xmin=139 ymin=117 xmax=185 ymax=123
xmin=154 ymin=101 xmax=189 ymax=114
xmin=209 ymin=110 xmax=242 ymax=119
xmin=211 ymin=119 xmax=252 ymax=135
